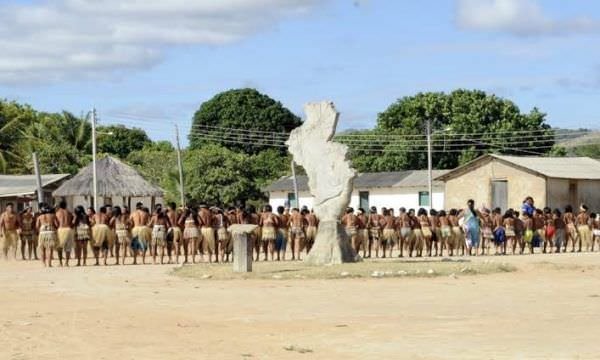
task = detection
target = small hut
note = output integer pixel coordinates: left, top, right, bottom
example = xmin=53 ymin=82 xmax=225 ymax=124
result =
xmin=53 ymin=156 xmax=164 ymax=210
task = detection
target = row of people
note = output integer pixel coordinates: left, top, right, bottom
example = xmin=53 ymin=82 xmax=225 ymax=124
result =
xmin=339 ymin=202 xmax=600 ymax=258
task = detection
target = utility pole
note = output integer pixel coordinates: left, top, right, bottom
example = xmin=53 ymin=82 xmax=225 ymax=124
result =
xmin=32 ymin=152 xmax=44 ymax=211
xmin=175 ymin=124 xmax=185 ymax=207
xmin=91 ymin=108 xmax=99 ymax=212
xmin=426 ymin=118 xmax=433 ymax=209
xmin=291 ymin=159 xmax=299 ymax=208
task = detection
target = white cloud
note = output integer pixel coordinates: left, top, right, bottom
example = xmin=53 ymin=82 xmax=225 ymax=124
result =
xmin=456 ymin=0 xmax=600 ymax=36
xmin=0 ymin=0 xmax=317 ymax=84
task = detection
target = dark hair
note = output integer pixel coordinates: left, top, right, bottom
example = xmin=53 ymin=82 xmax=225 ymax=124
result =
xmin=493 ymin=207 xmax=501 ymax=214
xmin=535 ymin=208 xmax=543 ymax=215
xmin=581 ymin=204 xmax=589 ymax=211
xmin=6 ymin=202 xmax=13 ymax=207
xmin=358 ymin=208 xmax=365 ymax=214
xmin=543 ymin=207 xmax=551 ymax=214
xmin=277 ymin=206 xmax=284 ymax=215
xmin=449 ymin=209 xmax=457 ymax=216
xmin=74 ymin=206 xmax=89 ymax=226
xmin=112 ymin=206 xmax=122 ymax=218
xmin=565 ymin=205 xmax=573 ymax=213
xmin=438 ymin=210 xmax=447 ymax=217
xmin=58 ymin=200 xmax=67 ymax=209
xmin=417 ymin=208 xmax=427 ymax=216
xmin=136 ymin=202 xmax=143 ymax=209
xmin=553 ymin=208 xmax=562 ymax=217
xmin=264 ymin=204 xmax=272 ymax=212
xmin=346 ymin=207 xmax=354 ymax=214
xmin=591 ymin=212 xmax=597 ymax=219
xmin=467 ymin=199 xmax=475 ymax=206
xmin=370 ymin=206 xmax=377 ymax=213
xmin=399 ymin=207 xmax=406 ymax=213
xmin=143 ymin=207 xmax=150 ymax=213
xmin=168 ymin=202 xmax=176 ymax=210
xmin=429 ymin=209 xmax=437 ymax=216
xmin=504 ymin=209 xmax=514 ymax=219
xmin=87 ymin=207 xmax=96 ymax=215
xmin=99 ymin=206 xmax=107 ymax=214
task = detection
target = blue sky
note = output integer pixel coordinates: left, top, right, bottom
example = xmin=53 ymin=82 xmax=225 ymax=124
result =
xmin=1 ymin=0 xmax=599 ymax=144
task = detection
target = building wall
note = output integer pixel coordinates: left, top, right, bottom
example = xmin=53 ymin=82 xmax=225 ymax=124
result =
xmin=576 ymin=180 xmax=600 ymax=211
xmin=444 ymin=159 xmax=547 ymax=211
xmin=269 ymin=186 xmax=444 ymax=212
xmin=546 ymin=178 xmax=570 ymax=210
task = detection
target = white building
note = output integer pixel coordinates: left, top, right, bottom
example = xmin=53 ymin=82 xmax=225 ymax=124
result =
xmin=265 ymin=170 xmax=448 ymax=211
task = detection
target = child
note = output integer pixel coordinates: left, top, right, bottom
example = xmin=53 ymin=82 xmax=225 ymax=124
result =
xmin=541 ymin=207 xmax=554 ymax=253
xmin=553 ymin=209 xmax=566 ymax=253
xmin=522 ymin=212 xmax=534 ymax=255
xmin=492 ymin=207 xmax=505 ymax=255
xmin=513 ymin=211 xmax=524 ymax=255
xmin=480 ymin=208 xmax=494 ymax=256
xmin=503 ymin=209 xmax=516 ymax=255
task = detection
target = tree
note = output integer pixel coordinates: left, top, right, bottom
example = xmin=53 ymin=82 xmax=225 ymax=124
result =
xmin=349 ymin=90 xmax=554 ymax=171
xmin=126 ymin=143 xmax=177 ymax=189
xmin=97 ymin=125 xmax=151 ymax=159
xmin=189 ymin=88 xmax=302 ymax=154
xmin=13 ymin=111 xmax=92 ymax=174
xmin=0 ymin=100 xmax=37 ymax=173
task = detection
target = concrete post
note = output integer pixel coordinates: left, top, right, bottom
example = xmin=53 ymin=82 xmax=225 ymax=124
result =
xmin=229 ymin=224 xmax=258 ymax=273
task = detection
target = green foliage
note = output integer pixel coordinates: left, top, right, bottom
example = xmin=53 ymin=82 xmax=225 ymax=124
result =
xmin=349 ymin=90 xmax=554 ymax=171
xmin=570 ymin=144 xmax=600 ymax=158
xmin=189 ymin=88 xmax=302 ymax=154
xmin=126 ymin=145 xmax=177 ymax=189
xmin=97 ymin=125 xmax=151 ymax=159
xmin=0 ymin=100 xmax=38 ymax=173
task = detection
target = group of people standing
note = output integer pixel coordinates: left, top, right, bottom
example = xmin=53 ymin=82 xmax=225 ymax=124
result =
xmin=339 ymin=197 xmax=600 ymax=258
xmin=2 ymin=196 xmax=600 ymax=266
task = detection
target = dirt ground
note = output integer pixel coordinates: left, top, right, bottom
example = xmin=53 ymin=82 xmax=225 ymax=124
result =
xmin=1 ymin=253 xmax=600 ymax=360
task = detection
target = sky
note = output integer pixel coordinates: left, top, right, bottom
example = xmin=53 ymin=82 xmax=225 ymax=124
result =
xmin=1 ymin=0 xmax=600 ymax=144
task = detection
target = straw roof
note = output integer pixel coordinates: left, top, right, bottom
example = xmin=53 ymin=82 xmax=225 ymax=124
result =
xmin=53 ymin=156 xmax=163 ymax=197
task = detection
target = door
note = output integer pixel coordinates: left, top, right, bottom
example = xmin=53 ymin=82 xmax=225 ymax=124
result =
xmin=359 ymin=191 xmax=369 ymax=210
xmin=491 ymin=180 xmax=508 ymax=211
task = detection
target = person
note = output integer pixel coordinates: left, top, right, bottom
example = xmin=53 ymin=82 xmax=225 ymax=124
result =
xmin=448 ymin=209 xmax=463 ymax=256
xmin=438 ymin=210 xmax=454 ymax=256
xmin=459 ymin=200 xmax=480 ymax=256
xmin=73 ymin=205 xmax=91 ymax=266
xmin=576 ymin=205 xmax=592 ymax=252
xmin=91 ymin=206 xmax=111 ymax=266
xmin=198 ymin=204 xmax=216 ymax=263
xmin=213 ymin=207 xmax=231 ymax=263
xmin=543 ymin=207 xmax=555 ymax=254
xmin=366 ymin=206 xmax=381 ymax=258
xmin=533 ymin=208 xmax=546 ymax=252
xmin=522 ymin=212 xmax=534 ymax=254
xmin=130 ymin=203 xmax=151 ymax=265
xmin=104 ymin=205 xmax=116 ymax=258
xmin=179 ymin=207 xmax=200 ymax=264
xmin=259 ymin=205 xmax=278 ymax=261
xmin=356 ymin=208 xmax=369 ymax=258
xmin=397 ymin=208 xmax=411 ymax=258
xmin=480 ymin=208 xmax=494 ymax=256
xmin=521 ymin=196 xmax=535 ymax=218
xmin=553 ymin=209 xmax=566 ymax=253
xmin=55 ymin=200 xmax=74 ymax=266
xmin=19 ymin=207 xmax=36 ymax=260
xmin=591 ymin=213 xmax=600 ymax=252
xmin=304 ymin=208 xmax=318 ymax=255
xmin=503 ymin=209 xmax=517 ymax=255
xmin=563 ymin=205 xmax=578 ymax=253
xmin=417 ymin=208 xmax=432 ymax=257
xmin=225 ymin=207 xmax=238 ymax=259
xmin=492 ymin=208 xmax=506 ymax=255
xmin=1 ymin=203 xmax=21 ymax=260
xmin=341 ymin=207 xmax=360 ymax=254
xmin=429 ymin=209 xmax=441 ymax=257
xmin=288 ymin=208 xmax=306 ymax=261
xmin=111 ymin=206 xmax=129 ymax=265
xmin=37 ymin=204 xmax=58 ymax=267
xmin=166 ymin=203 xmax=183 ymax=263
xmin=381 ymin=208 xmax=397 ymax=258
xmin=513 ymin=211 xmax=524 ymax=255
xmin=149 ymin=205 xmax=172 ymax=264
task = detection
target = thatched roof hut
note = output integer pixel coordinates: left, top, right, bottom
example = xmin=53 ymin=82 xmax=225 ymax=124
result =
xmin=54 ymin=156 xmax=163 ymax=198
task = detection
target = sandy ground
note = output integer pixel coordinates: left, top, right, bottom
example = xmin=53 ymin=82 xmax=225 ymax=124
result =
xmin=1 ymin=253 xmax=600 ymax=360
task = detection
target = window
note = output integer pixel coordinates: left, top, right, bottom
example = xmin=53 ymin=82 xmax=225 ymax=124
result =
xmin=359 ymin=191 xmax=369 ymax=210
xmin=287 ymin=192 xmax=298 ymax=208
xmin=418 ymin=191 xmax=430 ymax=207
